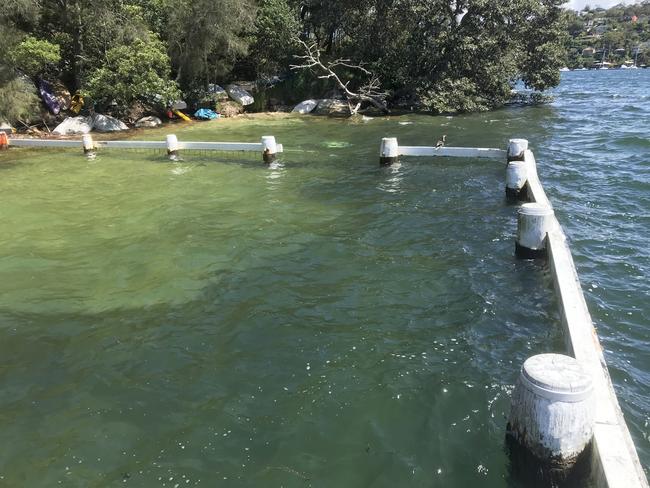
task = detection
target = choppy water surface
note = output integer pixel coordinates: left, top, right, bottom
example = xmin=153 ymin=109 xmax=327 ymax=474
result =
xmin=0 ymin=70 xmax=647 ymax=487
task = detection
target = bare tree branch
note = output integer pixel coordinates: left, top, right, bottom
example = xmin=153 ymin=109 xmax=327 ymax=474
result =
xmin=290 ymin=40 xmax=389 ymax=116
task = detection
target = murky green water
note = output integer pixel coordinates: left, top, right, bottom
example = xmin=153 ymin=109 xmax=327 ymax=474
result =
xmin=0 ymin=70 xmax=648 ymax=487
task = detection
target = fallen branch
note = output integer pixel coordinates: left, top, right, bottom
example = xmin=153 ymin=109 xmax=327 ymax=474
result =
xmin=291 ymin=40 xmax=389 ymax=116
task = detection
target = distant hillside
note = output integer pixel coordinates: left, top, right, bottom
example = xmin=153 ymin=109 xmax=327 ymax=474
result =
xmin=565 ymin=2 xmax=650 ymax=68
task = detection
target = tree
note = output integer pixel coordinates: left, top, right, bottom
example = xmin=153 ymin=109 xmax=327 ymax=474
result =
xmin=8 ymin=36 xmax=61 ymax=79
xmin=249 ymin=0 xmax=301 ymax=77
xmin=86 ymin=34 xmax=180 ymax=113
xmin=163 ymin=0 xmax=256 ymax=90
xmin=291 ymin=40 xmax=388 ymax=115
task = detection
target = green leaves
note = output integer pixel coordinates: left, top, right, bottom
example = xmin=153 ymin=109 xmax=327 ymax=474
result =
xmin=8 ymin=36 xmax=61 ymax=79
xmin=86 ymin=34 xmax=180 ymax=113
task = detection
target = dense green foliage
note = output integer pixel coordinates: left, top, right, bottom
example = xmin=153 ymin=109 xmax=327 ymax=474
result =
xmin=86 ymin=35 xmax=180 ymax=113
xmin=0 ymin=0 xmax=575 ymax=122
xmin=565 ymin=2 xmax=650 ymax=68
xmin=8 ymin=36 xmax=61 ymax=79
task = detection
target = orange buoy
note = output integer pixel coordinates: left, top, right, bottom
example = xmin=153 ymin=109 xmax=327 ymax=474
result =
xmin=0 ymin=132 xmax=8 ymax=150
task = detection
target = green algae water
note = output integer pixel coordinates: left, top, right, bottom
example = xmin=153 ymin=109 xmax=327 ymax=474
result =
xmin=0 ymin=70 xmax=648 ymax=487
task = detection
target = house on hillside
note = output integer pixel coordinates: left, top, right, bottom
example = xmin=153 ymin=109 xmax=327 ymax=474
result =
xmin=582 ymin=47 xmax=596 ymax=57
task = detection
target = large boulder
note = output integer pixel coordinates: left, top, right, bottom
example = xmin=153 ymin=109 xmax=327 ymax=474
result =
xmin=53 ymin=116 xmax=93 ymax=135
xmin=135 ymin=116 xmax=162 ymax=128
xmin=314 ymin=99 xmax=350 ymax=117
xmin=92 ymin=114 xmax=128 ymax=132
xmin=292 ymin=99 xmax=319 ymax=114
xmin=226 ymin=85 xmax=254 ymax=106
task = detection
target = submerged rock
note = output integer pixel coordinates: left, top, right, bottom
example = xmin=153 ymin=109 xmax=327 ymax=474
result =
xmin=226 ymin=85 xmax=254 ymax=106
xmin=314 ymin=99 xmax=349 ymax=117
xmin=53 ymin=116 xmax=93 ymax=135
xmin=135 ymin=116 xmax=162 ymax=128
xmin=92 ymin=114 xmax=128 ymax=132
xmin=292 ymin=99 xmax=319 ymax=114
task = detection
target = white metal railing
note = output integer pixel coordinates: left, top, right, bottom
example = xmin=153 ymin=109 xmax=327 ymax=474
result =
xmin=6 ymin=135 xmax=284 ymax=163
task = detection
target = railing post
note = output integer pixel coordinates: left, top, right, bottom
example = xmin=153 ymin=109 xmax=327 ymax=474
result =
xmin=380 ymin=137 xmax=399 ymax=166
xmin=82 ymin=134 xmax=96 ymax=159
xmin=507 ymin=353 xmax=593 ymax=482
xmin=507 ymin=138 xmax=528 ymax=162
xmin=261 ymin=136 xmax=277 ymax=164
xmin=506 ymin=138 xmax=529 ymax=200
xmin=166 ymin=134 xmax=180 ymax=161
xmin=516 ymin=203 xmax=554 ymax=259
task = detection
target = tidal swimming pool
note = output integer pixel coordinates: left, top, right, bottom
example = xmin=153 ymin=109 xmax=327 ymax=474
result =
xmin=1 ymin=73 xmax=648 ymax=486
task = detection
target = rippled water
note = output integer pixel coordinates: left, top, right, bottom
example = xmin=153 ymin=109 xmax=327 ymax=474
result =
xmin=0 ymin=70 xmax=647 ymax=487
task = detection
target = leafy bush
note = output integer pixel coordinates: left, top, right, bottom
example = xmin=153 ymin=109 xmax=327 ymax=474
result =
xmin=0 ymin=73 xmax=42 ymax=124
xmin=8 ymin=36 xmax=61 ymax=79
xmin=86 ymin=34 xmax=180 ymax=113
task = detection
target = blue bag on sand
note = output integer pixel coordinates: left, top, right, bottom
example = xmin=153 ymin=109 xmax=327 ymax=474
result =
xmin=194 ymin=108 xmax=219 ymax=120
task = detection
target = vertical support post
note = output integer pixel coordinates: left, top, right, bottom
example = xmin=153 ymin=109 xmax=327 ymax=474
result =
xmin=507 ymin=138 xmax=528 ymax=162
xmin=82 ymin=134 xmax=96 ymax=159
xmin=262 ymin=136 xmax=277 ymax=164
xmin=507 ymin=354 xmax=593 ymax=481
xmin=166 ymin=134 xmax=179 ymax=161
xmin=380 ymin=137 xmax=399 ymax=166
xmin=506 ymin=161 xmax=528 ymax=200
xmin=506 ymin=138 xmax=529 ymax=200
xmin=516 ymin=203 xmax=555 ymax=259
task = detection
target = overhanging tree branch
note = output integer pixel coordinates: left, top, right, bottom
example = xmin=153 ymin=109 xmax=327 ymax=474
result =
xmin=290 ymin=39 xmax=389 ymax=115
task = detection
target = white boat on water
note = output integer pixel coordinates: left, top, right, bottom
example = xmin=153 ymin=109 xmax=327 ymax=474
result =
xmin=560 ymin=67 xmax=570 ymax=72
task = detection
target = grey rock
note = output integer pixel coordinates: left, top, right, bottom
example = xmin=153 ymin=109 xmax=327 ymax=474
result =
xmin=53 ymin=116 xmax=93 ymax=135
xmin=314 ymin=99 xmax=350 ymax=117
xmin=292 ymin=99 xmax=319 ymax=114
xmin=135 ymin=116 xmax=162 ymax=128
xmin=92 ymin=114 xmax=128 ymax=132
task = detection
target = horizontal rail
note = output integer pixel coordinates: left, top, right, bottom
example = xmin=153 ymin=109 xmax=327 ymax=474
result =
xmin=521 ymin=150 xmax=552 ymax=207
xmin=399 ymin=146 xmax=506 ymax=159
xmin=7 ymin=138 xmax=284 ymax=153
xmin=8 ymin=139 xmax=81 ymax=148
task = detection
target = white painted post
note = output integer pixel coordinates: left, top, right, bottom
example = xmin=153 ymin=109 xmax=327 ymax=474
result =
xmin=380 ymin=137 xmax=399 ymax=166
xmin=261 ymin=136 xmax=277 ymax=164
xmin=166 ymin=134 xmax=180 ymax=161
xmin=82 ymin=134 xmax=96 ymax=159
xmin=506 ymin=160 xmax=528 ymax=200
xmin=516 ymin=203 xmax=555 ymax=259
xmin=508 ymin=138 xmax=528 ymax=162
xmin=507 ymin=354 xmax=594 ymax=475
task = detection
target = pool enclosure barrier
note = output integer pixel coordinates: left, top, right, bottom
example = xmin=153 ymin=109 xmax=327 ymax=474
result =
xmin=4 ymin=134 xmax=284 ymax=164
xmin=379 ymin=136 xmax=647 ymax=487
xmin=3 ymin=130 xmax=647 ymax=486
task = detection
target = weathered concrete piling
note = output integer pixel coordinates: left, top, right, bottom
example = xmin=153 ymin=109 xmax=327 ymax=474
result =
xmin=507 ymin=354 xmax=594 ymax=478
xmin=261 ymin=136 xmax=277 ymax=164
xmin=507 ymin=138 xmax=528 ymax=162
xmin=82 ymin=134 xmax=96 ymax=159
xmin=506 ymin=139 xmax=529 ymax=199
xmin=166 ymin=134 xmax=180 ymax=161
xmin=379 ymin=137 xmax=399 ymax=166
xmin=516 ymin=203 xmax=555 ymax=259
